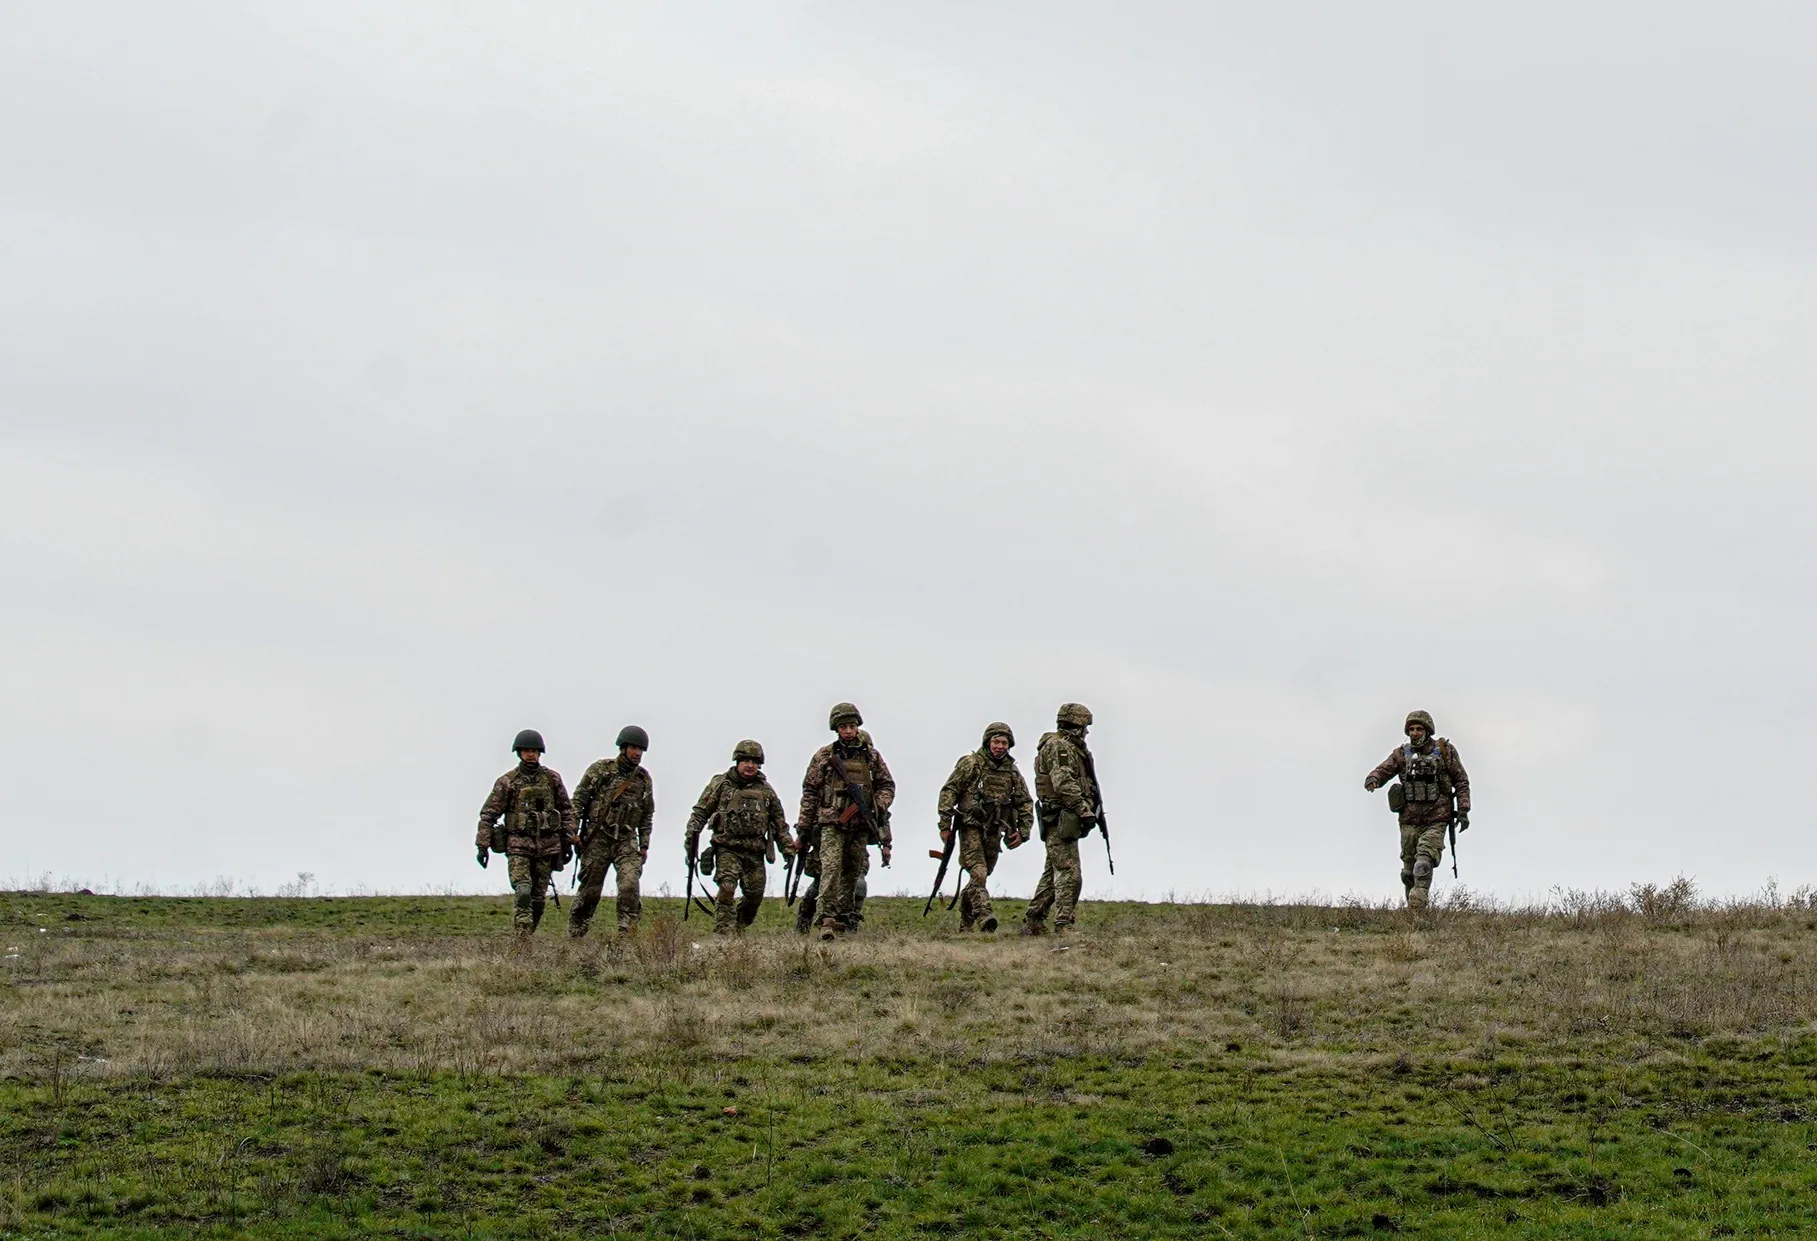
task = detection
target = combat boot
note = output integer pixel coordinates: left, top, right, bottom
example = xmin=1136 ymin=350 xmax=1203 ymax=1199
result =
xmin=979 ymin=915 xmax=999 ymax=934
xmin=817 ymin=918 xmax=841 ymax=942
xmin=1019 ymin=919 xmax=1047 ymax=937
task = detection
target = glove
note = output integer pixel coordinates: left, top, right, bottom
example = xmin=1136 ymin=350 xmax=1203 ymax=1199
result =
xmin=476 ymin=846 xmax=489 ymax=868
xmin=1006 ymin=830 xmax=1023 ymax=849
xmin=879 ymin=845 xmax=892 ymax=868
xmin=1456 ymin=811 xmax=1470 ymax=832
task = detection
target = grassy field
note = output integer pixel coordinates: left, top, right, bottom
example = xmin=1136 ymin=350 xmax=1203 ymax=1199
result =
xmin=5 ymin=885 xmax=1817 ymax=1238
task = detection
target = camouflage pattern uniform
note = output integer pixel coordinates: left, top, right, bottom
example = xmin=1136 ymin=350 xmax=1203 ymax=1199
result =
xmin=799 ymin=705 xmax=894 ymax=940
xmin=476 ymin=756 xmax=576 ymax=939
xmin=567 ymin=753 xmax=654 ymax=936
xmin=686 ymin=748 xmax=792 ymax=934
xmin=1026 ymin=704 xmax=1098 ymax=933
xmin=791 ymin=731 xmax=877 ymax=935
xmin=936 ymin=722 xmax=1033 ymax=932
xmin=1364 ymin=710 xmax=1472 ymax=909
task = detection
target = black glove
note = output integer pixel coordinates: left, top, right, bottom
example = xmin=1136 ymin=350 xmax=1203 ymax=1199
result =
xmin=1456 ymin=811 xmax=1470 ymax=832
xmin=476 ymin=846 xmax=489 ymax=868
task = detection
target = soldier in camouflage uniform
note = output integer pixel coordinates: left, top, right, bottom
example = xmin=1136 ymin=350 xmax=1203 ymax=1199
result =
xmin=1024 ymin=703 xmax=1100 ymax=935
xmin=799 ymin=703 xmax=894 ymax=941
xmin=1364 ymin=710 xmax=1472 ymax=910
xmin=937 ymin=722 xmax=1033 ymax=933
xmin=476 ymin=729 xmax=577 ymax=942
xmin=685 ymin=740 xmax=794 ymax=934
xmin=791 ymin=730 xmax=875 ymax=936
xmin=567 ymin=725 xmax=655 ymax=938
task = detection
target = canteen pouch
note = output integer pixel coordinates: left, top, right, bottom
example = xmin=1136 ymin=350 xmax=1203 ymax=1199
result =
xmin=489 ymin=823 xmax=510 ymax=853
xmin=1387 ymin=783 xmax=1406 ymax=814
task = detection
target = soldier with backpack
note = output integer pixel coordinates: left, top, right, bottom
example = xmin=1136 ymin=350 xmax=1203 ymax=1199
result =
xmin=1363 ymin=710 xmax=1473 ymax=909
xmin=475 ymin=729 xmax=577 ymax=942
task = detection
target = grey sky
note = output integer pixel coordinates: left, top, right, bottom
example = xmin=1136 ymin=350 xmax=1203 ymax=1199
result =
xmin=4 ymin=3 xmax=1813 ymax=901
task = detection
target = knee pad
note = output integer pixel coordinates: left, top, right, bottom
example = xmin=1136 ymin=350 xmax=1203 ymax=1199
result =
xmin=854 ymin=877 xmax=869 ymax=905
xmin=1412 ymin=859 xmax=1433 ymax=883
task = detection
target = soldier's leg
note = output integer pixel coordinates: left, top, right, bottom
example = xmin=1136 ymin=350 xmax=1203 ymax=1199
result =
xmin=1410 ymin=825 xmax=1447 ymax=910
xmin=567 ymin=838 xmax=610 ymax=938
xmin=958 ymin=827 xmax=988 ymax=930
xmin=736 ymin=854 xmax=768 ymax=929
xmin=713 ymin=852 xmax=743 ymax=935
xmin=508 ymin=855 xmax=538 ymax=938
xmin=533 ymin=857 xmax=555 ymax=931
xmin=817 ymin=829 xmax=852 ymax=936
xmin=847 ymin=846 xmax=871 ymax=930
xmin=1398 ymin=825 xmax=1419 ymax=905
xmin=1025 ymin=843 xmax=1057 ymax=931
xmin=978 ymin=832 xmax=1001 ymax=932
xmin=795 ymin=879 xmax=819 ymax=935
xmin=614 ymin=836 xmax=645 ymax=932
xmin=1050 ymin=836 xmax=1083 ymax=929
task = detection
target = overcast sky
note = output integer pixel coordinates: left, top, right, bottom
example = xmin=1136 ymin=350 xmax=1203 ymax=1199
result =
xmin=5 ymin=2 xmax=1814 ymax=903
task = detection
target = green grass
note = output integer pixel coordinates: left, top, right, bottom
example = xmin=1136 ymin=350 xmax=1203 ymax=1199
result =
xmin=4 ymin=891 xmax=1817 ymax=1237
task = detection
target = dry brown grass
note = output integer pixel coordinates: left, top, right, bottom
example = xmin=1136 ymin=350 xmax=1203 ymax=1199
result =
xmin=6 ymin=891 xmax=1817 ymax=1090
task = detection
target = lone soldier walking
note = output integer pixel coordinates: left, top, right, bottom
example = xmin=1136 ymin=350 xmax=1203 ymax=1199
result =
xmin=1363 ymin=710 xmax=1472 ymax=909
xmin=476 ymin=729 xmax=576 ymax=944
xmin=937 ymin=722 xmax=1033 ymax=933
xmin=568 ymin=725 xmax=655 ymax=938
xmin=799 ymin=703 xmax=895 ymax=941
xmin=685 ymin=740 xmax=794 ymax=934
xmin=1025 ymin=703 xmax=1100 ymax=935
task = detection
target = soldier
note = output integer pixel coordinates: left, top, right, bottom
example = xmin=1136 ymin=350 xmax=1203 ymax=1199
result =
xmin=476 ymin=729 xmax=576 ymax=943
xmin=936 ymin=722 xmax=1034 ymax=933
xmin=567 ymin=725 xmax=655 ymax=938
xmin=1024 ymin=703 xmax=1100 ymax=935
xmin=1363 ymin=710 xmax=1472 ymax=909
xmin=684 ymin=740 xmax=793 ymax=934
xmin=799 ymin=703 xmax=895 ymax=941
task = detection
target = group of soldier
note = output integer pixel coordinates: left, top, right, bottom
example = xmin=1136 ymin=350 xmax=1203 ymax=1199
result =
xmin=475 ymin=702 xmax=1474 ymax=940
xmin=474 ymin=701 xmax=1107 ymax=943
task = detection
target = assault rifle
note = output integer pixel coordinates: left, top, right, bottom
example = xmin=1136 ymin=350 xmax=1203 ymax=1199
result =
xmin=824 ymin=755 xmax=889 ymax=867
xmin=1448 ymin=802 xmax=1460 ymax=880
xmin=786 ymin=832 xmax=810 ymax=906
xmin=1078 ymin=747 xmax=1114 ymax=876
xmin=923 ymin=827 xmax=956 ymax=917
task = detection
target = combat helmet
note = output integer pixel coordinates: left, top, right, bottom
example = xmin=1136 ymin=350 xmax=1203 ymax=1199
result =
xmin=982 ymin=721 xmax=1015 ymax=748
xmin=1056 ymin=703 xmax=1093 ymax=728
xmin=829 ymin=702 xmax=863 ymax=729
xmin=511 ymin=728 xmax=546 ymax=754
xmin=616 ymin=724 xmax=650 ymax=751
xmin=1404 ymin=710 xmax=1435 ymax=736
xmin=732 ymin=739 xmax=766 ymax=765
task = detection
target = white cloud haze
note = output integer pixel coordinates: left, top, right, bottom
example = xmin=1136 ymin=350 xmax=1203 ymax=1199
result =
xmin=3 ymin=2 xmax=1814 ymax=902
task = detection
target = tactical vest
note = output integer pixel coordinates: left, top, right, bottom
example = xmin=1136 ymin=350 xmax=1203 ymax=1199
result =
xmin=825 ymin=748 xmax=875 ymax=810
xmin=963 ymin=757 xmax=1017 ymax=825
xmin=591 ymin=767 xmax=648 ymax=828
xmin=1400 ymin=742 xmax=1452 ymax=804
xmin=506 ymin=768 xmax=558 ymax=837
xmin=714 ymin=779 xmax=773 ymax=851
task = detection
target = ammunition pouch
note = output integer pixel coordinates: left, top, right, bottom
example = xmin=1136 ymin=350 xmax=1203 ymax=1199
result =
xmin=1387 ymin=784 xmax=1406 ymax=814
xmin=699 ymin=845 xmax=716 ymax=878
xmin=489 ymin=823 xmax=509 ymax=853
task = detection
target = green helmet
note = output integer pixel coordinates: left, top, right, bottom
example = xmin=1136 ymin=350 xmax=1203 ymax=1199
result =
xmin=982 ymin=721 xmax=1015 ymax=748
xmin=511 ymin=728 xmax=545 ymax=754
xmin=829 ymin=702 xmax=863 ymax=729
xmin=1056 ymin=703 xmax=1093 ymax=728
xmin=1404 ymin=710 xmax=1435 ymax=735
xmin=732 ymin=739 xmax=765 ymax=764
xmin=616 ymin=725 xmax=649 ymax=751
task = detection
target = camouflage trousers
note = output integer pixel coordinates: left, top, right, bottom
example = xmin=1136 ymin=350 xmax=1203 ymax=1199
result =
xmin=816 ymin=826 xmax=871 ymax=933
xmin=1399 ymin=821 xmax=1448 ymax=909
xmin=711 ymin=847 xmax=767 ymax=934
xmin=1026 ymin=811 xmax=1084 ymax=928
xmin=568 ymin=829 xmax=643 ymax=937
xmin=957 ymin=826 xmax=1003 ymax=930
xmin=506 ymin=854 xmax=557 ymax=936
xmin=794 ymin=874 xmax=867 ymax=934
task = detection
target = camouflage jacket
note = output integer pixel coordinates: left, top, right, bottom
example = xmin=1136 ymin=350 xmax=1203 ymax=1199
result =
xmin=1034 ymin=730 xmax=1096 ymax=820
xmin=937 ymin=750 xmax=1034 ymax=841
xmin=686 ymin=769 xmax=791 ymax=858
xmin=1366 ymin=738 xmax=1472 ymax=827
xmin=476 ymin=761 xmax=576 ymax=859
xmin=798 ymin=735 xmax=895 ymax=845
xmin=573 ymin=755 xmax=655 ymax=852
